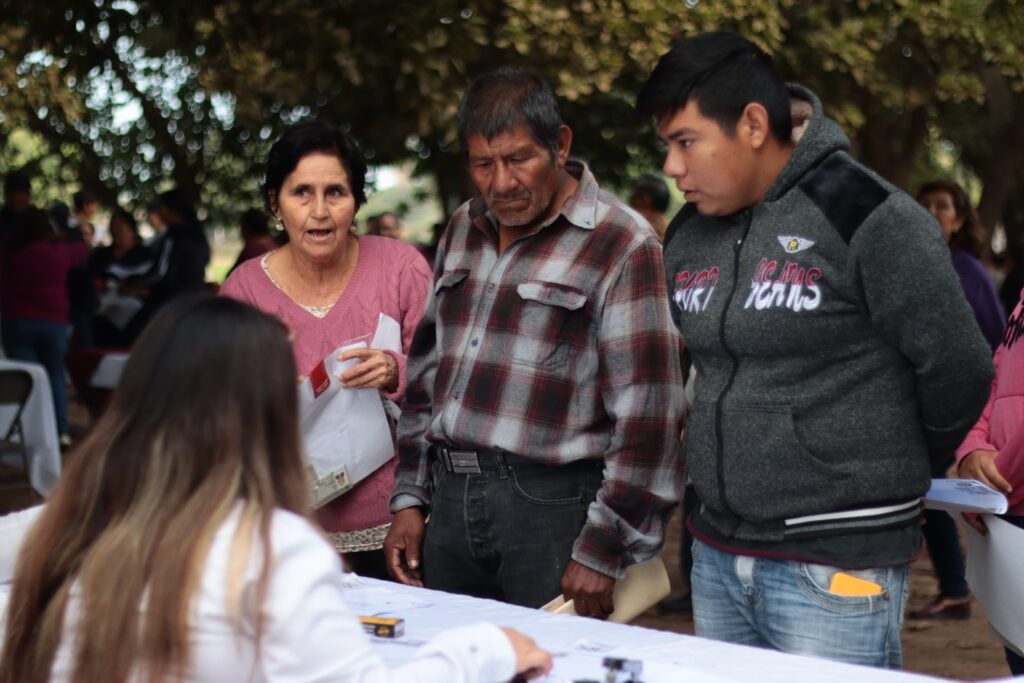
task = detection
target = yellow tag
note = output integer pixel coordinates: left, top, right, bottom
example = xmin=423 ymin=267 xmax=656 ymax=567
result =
xmin=828 ymin=572 xmax=883 ymax=597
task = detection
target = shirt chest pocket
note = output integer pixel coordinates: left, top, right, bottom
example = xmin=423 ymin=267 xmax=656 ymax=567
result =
xmin=507 ymin=280 xmax=590 ymax=368
xmin=434 ymin=269 xmax=471 ymax=320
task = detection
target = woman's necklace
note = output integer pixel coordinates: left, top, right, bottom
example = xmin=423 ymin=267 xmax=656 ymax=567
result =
xmin=270 ymin=235 xmax=359 ymax=309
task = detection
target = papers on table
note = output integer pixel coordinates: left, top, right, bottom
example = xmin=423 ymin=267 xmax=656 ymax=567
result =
xmin=96 ymin=290 xmax=143 ymax=329
xmin=965 ymin=517 xmax=1024 ymax=654
xmin=355 ymin=577 xmax=948 ymax=682
xmin=923 ymin=478 xmax=1008 ymax=514
xmin=297 ymin=314 xmax=401 ymax=508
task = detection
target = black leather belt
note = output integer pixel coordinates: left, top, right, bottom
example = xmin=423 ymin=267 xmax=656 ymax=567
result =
xmin=430 ymin=444 xmax=601 ymax=475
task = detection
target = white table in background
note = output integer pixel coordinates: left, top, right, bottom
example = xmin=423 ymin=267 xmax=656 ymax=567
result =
xmin=0 ymin=358 xmax=60 ymax=496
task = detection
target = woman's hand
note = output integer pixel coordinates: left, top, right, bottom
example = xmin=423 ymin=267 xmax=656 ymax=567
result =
xmin=958 ymin=449 xmax=1012 ymax=494
xmin=958 ymin=449 xmax=1011 ymax=536
xmin=338 ymin=348 xmax=398 ymax=392
xmin=499 ymin=628 xmax=553 ymax=680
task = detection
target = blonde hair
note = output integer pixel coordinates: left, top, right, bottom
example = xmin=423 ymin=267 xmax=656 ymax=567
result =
xmin=1 ymin=295 xmax=309 ymax=683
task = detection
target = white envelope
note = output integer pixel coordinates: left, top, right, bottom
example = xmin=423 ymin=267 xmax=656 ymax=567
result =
xmin=298 ymin=314 xmax=402 ymax=508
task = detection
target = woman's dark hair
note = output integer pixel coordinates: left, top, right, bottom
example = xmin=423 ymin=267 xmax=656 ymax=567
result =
xmin=916 ymin=179 xmax=983 ymax=257
xmin=110 ymin=207 xmax=139 ymax=235
xmin=158 ymin=188 xmax=199 ymax=225
xmin=240 ymin=208 xmax=270 ymax=239
xmin=637 ymin=31 xmax=792 ymax=144
xmin=262 ymin=121 xmax=368 ymax=213
xmin=7 ymin=206 xmax=55 ymax=250
xmin=457 ymin=68 xmax=564 ymax=157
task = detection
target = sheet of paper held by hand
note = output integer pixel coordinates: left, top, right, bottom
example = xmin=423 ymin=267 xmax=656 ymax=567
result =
xmin=298 ymin=318 xmax=399 ymax=508
xmin=965 ymin=516 xmax=1024 ymax=653
xmin=923 ymin=478 xmax=1008 ymax=515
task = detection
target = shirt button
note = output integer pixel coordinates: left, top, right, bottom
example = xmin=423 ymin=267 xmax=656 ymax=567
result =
xmin=471 ymin=338 xmax=479 ymax=347
xmin=486 ymin=283 xmax=496 ymax=292
xmin=452 ymin=392 xmax=461 ymax=400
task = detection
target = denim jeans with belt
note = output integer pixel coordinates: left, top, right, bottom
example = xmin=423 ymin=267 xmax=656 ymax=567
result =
xmin=422 ymin=450 xmax=601 ymax=608
xmin=691 ymin=538 xmax=909 ymax=668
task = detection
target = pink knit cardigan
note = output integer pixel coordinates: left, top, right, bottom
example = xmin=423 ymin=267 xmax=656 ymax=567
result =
xmin=221 ymin=236 xmax=431 ymax=537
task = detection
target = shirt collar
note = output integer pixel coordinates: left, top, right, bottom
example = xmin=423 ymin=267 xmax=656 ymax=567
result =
xmin=468 ymin=159 xmax=600 ymax=235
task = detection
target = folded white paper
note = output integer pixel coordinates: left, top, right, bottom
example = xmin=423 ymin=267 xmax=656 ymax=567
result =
xmin=923 ymin=478 xmax=1008 ymax=514
xmin=298 ymin=318 xmax=400 ymax=508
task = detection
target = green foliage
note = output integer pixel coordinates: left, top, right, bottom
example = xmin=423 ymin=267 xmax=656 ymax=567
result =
xmin=0 ymin=0 xmax=1021 ymax=246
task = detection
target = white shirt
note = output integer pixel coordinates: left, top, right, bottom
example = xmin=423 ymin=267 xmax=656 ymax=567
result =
xmin=38 ymin=508 xmax=516 ymax=682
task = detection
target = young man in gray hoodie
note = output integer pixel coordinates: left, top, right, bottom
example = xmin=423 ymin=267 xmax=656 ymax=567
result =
xmin=637 ymin=32 xmax=994 ymax=668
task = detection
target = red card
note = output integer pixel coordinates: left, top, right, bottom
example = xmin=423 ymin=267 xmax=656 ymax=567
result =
xmin=309 ymin=358 xmax=331 ymax=399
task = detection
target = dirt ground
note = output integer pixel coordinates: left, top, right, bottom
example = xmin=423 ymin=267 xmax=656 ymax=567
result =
xmin=633 ymin=509 xmax=1011 ymax=681
xmin=1 ymin=398 xmax=1012 ymax=681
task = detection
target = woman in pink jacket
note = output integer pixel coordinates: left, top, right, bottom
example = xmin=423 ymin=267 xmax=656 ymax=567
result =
xmin=221 ymin=121 xmax=431 ymax=578
xmin=957 ymin=287 xmax=1024 ymax=676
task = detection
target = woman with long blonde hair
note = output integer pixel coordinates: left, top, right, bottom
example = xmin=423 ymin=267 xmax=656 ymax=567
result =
xmin=0 ymin=294 xmax=550 ymax=683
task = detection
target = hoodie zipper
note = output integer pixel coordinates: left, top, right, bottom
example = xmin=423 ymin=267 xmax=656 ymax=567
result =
xmin=713 ymin=209 xmax=753 ymax=521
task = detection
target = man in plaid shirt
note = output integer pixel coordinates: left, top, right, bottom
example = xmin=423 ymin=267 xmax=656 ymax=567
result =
xmin=385 ymin=68 xmax=685 ymax=617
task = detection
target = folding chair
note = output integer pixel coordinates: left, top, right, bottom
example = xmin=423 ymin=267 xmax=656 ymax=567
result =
xmin=0 ymin=369 xmax=34 ymax=493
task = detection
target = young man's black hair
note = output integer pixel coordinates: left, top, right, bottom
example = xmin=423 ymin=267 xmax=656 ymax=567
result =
xmin=636 ymin=31 xmax=792 ymax=144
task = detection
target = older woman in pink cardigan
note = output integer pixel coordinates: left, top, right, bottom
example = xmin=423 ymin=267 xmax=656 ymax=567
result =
xmin=221 ymin=121 xmax=430 ymax=577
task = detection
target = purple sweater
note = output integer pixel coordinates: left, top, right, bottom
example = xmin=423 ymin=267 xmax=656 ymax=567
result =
xmin=952 ymin=249 xmax=1006 ymax=351
xmin=221 ymin=236 xmax=431 ymax=537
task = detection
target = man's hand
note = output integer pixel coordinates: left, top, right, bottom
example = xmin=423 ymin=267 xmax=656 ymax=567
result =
xmin=384 ymin=508 xmax=425 ymax=586
xmin=561 ymin=559 xmax=615 ymax=619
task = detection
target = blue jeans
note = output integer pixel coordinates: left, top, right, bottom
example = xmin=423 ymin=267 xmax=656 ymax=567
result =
xmin=422 ymin=452 xmax=601 ymax=608
xmin=2 ymin=318 xmax=70 ymax=434
xmin=691 ymin=538 xmax=909 ymax=668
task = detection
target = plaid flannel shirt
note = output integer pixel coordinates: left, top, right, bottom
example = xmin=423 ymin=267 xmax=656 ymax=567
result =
xmin=391 ymin=161 xmax=685 ymax=578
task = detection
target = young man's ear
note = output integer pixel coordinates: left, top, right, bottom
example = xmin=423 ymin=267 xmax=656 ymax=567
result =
xmin=740 ymin=103 xmax=772 ymax=150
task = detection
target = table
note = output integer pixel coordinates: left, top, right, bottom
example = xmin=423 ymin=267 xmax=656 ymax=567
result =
xmin=0 ymin=359 xmax=60 ymax=496
xmin=347 ymin=576 xmax=1010 ymax=683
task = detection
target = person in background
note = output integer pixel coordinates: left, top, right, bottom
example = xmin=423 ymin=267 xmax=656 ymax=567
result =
xmin=0 ymin=171 xmax=32 ymax=246
xmin=69 ymin=190 xmax=100 ymax=246
xmin=228 ymin=208 xmax=277 ymax=274
xmin=125 ymin=189 xmax=210 ymax=338
xmin=144 ymin=198 xmax=166 ymax=245
xmin=999 ymin=245 xmax=1024 ymax=321
xmin=221 ymin=121 xmax=432 ymax=578
xmin=87 ymin=207 xmax=155 ymax=347
xmin=629 ymin=173 xmax=671 ymax=241
xmin=908 ymin=179 xmax=1007 ymax=620
xmin=0 ymin=294 xmax=552 ymax=683
xmin=637 ymin=31 xmax=993 ymax=667
xmin=385 ymin=68 xmax=685 ymax=616
xmin=917 ymin=180 xmax=1006 ymax=350
xmin=956 ymin=286 xmax=1024 ymax=676
xmin=367 ymin=211 xmax=403 ymax=240
xmin=0 ymin=207 xmax=88 ymax=447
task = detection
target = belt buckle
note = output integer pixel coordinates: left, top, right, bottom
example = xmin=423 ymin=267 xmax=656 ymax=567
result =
xmin=448 ymin=449 xmax=482 ymax=474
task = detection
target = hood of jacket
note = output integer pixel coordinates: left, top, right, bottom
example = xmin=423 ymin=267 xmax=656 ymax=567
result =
xmin=761 ymin=84 xmax=850 ymax=205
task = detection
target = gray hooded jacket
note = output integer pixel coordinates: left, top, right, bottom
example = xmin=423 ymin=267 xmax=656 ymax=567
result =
xmin=665 ymin=85 xmax=994 ymax=564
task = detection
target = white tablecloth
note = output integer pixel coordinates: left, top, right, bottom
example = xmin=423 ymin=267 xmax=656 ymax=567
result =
xmin=348 ymin=577 xmax=955 ymax=683
xmin=0 ymin=359 xmax=60 ymax=496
